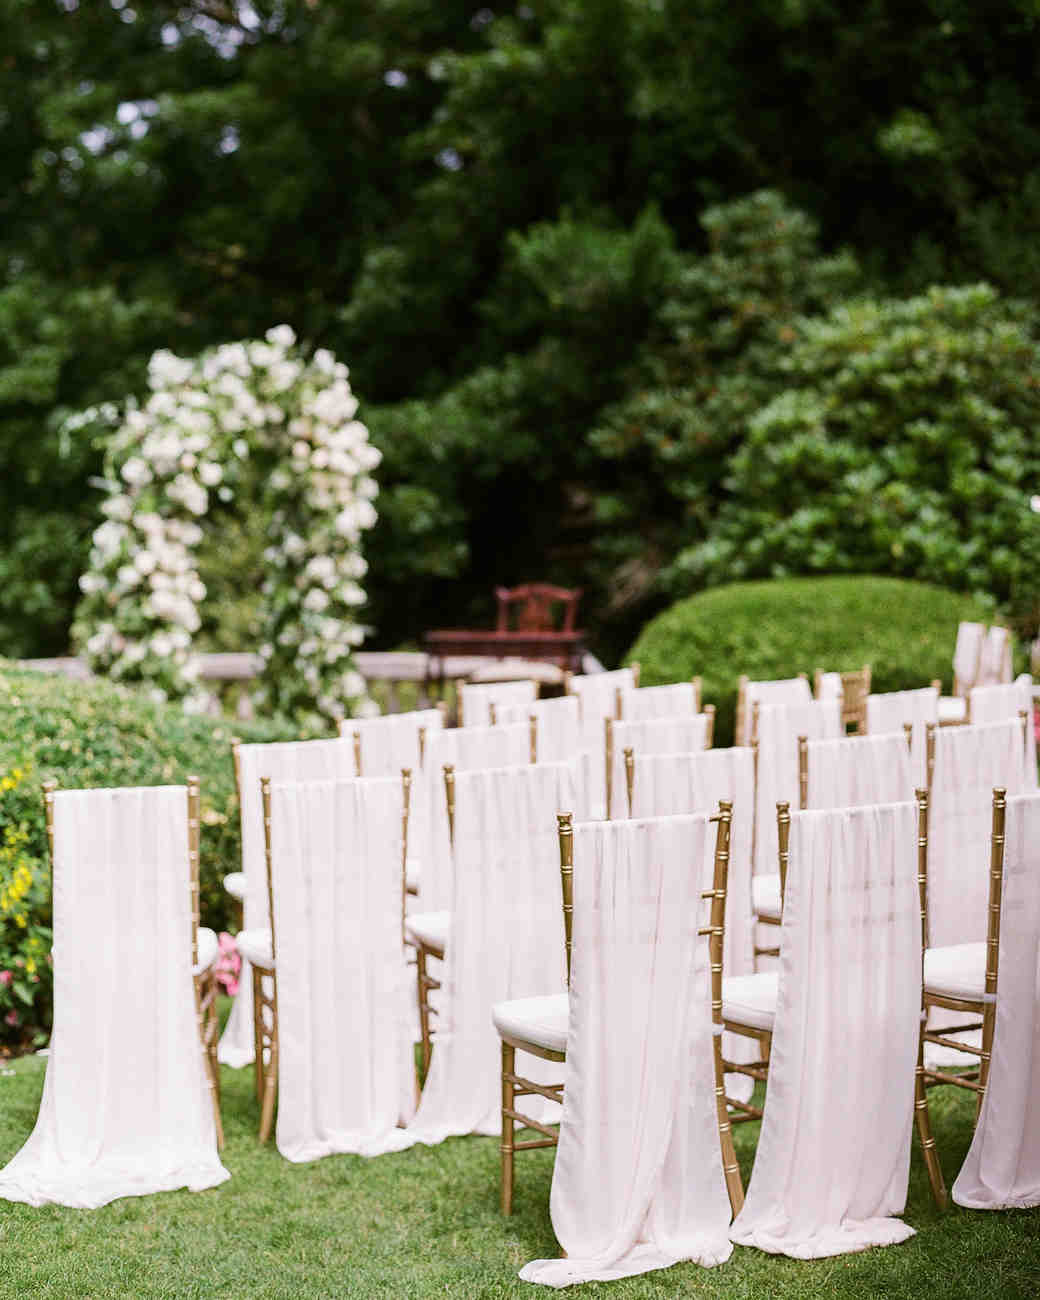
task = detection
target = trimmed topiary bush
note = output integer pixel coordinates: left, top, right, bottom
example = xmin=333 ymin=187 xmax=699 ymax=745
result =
xmin=627 ymin=577 xmax=1000 ymax=747
xmin=0 ymin=662 xmax=300 ymax=1053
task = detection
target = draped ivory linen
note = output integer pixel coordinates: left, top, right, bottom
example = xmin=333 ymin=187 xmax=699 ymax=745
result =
xmin=344 ymin=707 xmax=444 ymax=777
xmin=418 ymin=722 xmax=531 ymax=913
xmin=268 ymin=777 xmax=417 ymax=1161
xmin=979 ymin=626 xmax=1013 ymax=687
xmin=865 ymin=686 xmax=939 ymax=788
xmin=753 ymin=700 xmax=842 ymax=876
xmin=953 ymin=791 xmax=1040 ymax=1209
xmin=953 ymin=621 xmax=987 ymax=692
xmin=219 ymin=738 xmax=357 ymax=1068
xmin=737 ymin=676 xmax=813 ymax=746
xmin=617 ymin=681 xmax=699 ymax=721
xmin=804 ymin=733 xmax=914 ymax=810
xmin=408 ymin=761 xmax=580 ymax=1144
xmin=519 ymin=814 xmax=733 ymax=1287
xmin=608 ymin=714 xmax=712 ymax=819
xmin=459 ymin=678 xmax=537 ymax=727
xmin=730 ymin=802 xmax=921 ymax=1258
xmin=814 ymin=671 xmax=843 ymax=702
xmin=627 ymin=747 xmax=758 ymax=1097
xmin=928 ymin=720 xmax=1028 ymax=949
xmin=568 ymin=668 xmax=637 ymax=819
xmin=496 ymin=695 xmax=582 ymax=762
xmin=0 ymin=787 xmax=229 ymax=1208
xmin=968 ymin=677 xmax=1037 ymax=788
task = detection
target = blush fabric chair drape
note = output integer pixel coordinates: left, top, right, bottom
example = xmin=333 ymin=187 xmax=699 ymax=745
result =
xmin=519 ymin=814 xmax=733 ymax=1287
xmin=0 ymin=787 xmax=229 ymax=1208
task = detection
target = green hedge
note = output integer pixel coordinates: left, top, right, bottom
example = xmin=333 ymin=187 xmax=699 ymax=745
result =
xmin=627 ymin=577 xmax=1000 ymax=747
xmin=0 ymin=662 xmax=299 ymax=1052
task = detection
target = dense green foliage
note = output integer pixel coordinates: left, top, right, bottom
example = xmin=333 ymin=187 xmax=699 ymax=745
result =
xmin=2 ymin=1052 xmax=1039 ymax=1297
xmin=672 ymin=286 xmax=1040 ymax=628
xmin=628 ymin=577 xmax=998 ymax=745
xmin=0 ymin=662 xmax=298 ymax=1046
xmin=5 ymin=2 xmax=1040 ymax=664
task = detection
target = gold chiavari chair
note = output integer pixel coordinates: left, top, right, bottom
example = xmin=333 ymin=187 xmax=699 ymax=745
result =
xmin=459 ymin=678 xmax=538 ymax=728
xmin=920 ymin=786 xmax=1008 ymax=1126
xmin=42 ymin=776 xmax=224 ymax=1151
xmin=492 ymin=801 xmax=740 ymax=1216
xmin=250 ymin=768 xmax=412 ymax=1141
xmin=608 ymin=709 xmax=717 ymax=819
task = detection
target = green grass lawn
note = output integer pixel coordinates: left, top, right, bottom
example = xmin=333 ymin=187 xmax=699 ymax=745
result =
xmin=0 ymin=1050 xmax=1038 ymax=1300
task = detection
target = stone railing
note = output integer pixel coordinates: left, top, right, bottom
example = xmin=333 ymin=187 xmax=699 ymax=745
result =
xmin=17 ymin=650 xmax=605 ymax=717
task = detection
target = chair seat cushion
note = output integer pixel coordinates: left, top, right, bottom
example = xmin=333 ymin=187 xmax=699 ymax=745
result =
xmin=405 ymin=910 xmax=451 ymax=954
xmin=192 ymin=926 xmax=219 ymax=977
xmin=924 ymin=941 xmax=986 ymax=1002
xmin=938 ymin=696 xmax=968 ymax=724
xmin=223 ymin=871 xmax=247 ymax=902
xmin=236 ymin=927 xmax=275 ymax=971
xmin=723 ymin=971 xmax=778 ymax=1032
xmin=752 ymin=874 xmax=781 ymax=921
xmin=493 ymin=993 xmax=569 ymax=1055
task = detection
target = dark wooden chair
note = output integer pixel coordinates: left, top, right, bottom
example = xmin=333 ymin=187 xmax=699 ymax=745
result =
xmin=495 ymin=584 xmax=581 ymax=635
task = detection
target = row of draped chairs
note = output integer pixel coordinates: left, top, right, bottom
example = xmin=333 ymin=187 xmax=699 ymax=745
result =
xmin=1 ymin=663 xmax=1037 ymax=1282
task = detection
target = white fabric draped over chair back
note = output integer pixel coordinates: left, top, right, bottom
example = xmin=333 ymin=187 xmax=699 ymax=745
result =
xmin=953 ymin=621 xmax=987 ymax=693
xmin=753 ymin=700 xmax=842 ymax=875
xmin=968 ymin=677 xmax=1037 ymax=788
xmin=268 ymin=776 xmax=417 ymax=1162
xmin=804 ymin=733 xmax=914 ymax=809
xmin=519 ymin=813 xmax=733 ymax=1287
xmin=954 ymin=790 xmax=1040 ymax=1209
xmin=865 ymin=686 xmax=939 ymax=788
xmin=979 ymin=626 xmax=1013 ymax=687
xmin=928 ymin=720 xmax=1028 ymax=949
xmin=219 ymin=738 xmax=357 ymax=1068
xmin=608 ymin=714 xmax=712 ymax=819
xmin=0 ymin=786 xmax=229 ymax=1208
xmin=343 ymin=708 xmax=444 ymax=776
xmin=496 ymin=695 xmax=582 ymax=762
xmin=814 ymin=671 xmax=843 ymax=702
xmin=731 ymin=802 xmax=921 ymax=1258
xmin=408 ymin=760 xmax=580 ymax=1145
xmin=628 ymin=745 xmax=756 ymax=992
xmin=459 ymin=678 xmax=538 ymax=727
xmin=419 ymin=722 xmax=532 ymax=913
xmin=617 ymin=681 xmax=699 ymax=721
xmin=738 ymin=677 xmax=813 ymax=746
xmin=566 ymin=669 xmax=637 ymax=819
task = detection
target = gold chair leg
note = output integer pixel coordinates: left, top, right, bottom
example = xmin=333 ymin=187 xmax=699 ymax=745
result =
xmin=914 ymin=1036 xmax=948 ymax=1208
xmin=194 ymin=969 xmax=224 ymax=1151
xmin=416 ymin=946 xmax=433 ymax=1078
xmin=501 ymin=1040 xmax=515 ymax=1216
xmin=253 ymin=966 xmax=279 ymax=1143
xmin=252 ymin=965 xmax=265 ymax=1106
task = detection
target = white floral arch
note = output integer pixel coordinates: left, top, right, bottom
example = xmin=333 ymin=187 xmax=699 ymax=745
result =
xmin=73 ymin=326 xmax=380 ymax=725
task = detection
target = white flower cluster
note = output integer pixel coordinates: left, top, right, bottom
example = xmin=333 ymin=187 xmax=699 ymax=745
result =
xmin=74 ymin=326 xmax=379 ymax=723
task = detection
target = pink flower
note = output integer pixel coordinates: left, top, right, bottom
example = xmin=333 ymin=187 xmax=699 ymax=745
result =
xmin=0 ymin=971 xmax=11 ymax=987
xmin=214 ymin=932 xmax=242 ymax=996
xmin=4 ymin=1011 xmax=19 ymax=1027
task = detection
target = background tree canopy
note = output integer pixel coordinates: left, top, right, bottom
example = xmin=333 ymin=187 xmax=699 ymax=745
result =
xmin=4 ymin=0 xmax=1040 ymax=664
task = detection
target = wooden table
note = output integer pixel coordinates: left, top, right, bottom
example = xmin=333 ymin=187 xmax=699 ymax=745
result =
xmin=423 ymin=629 xmax=586 ymax=696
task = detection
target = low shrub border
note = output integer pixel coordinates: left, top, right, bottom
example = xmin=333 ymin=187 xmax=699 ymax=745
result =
xmin=627 ymin=576 xmax=1001 ymax=746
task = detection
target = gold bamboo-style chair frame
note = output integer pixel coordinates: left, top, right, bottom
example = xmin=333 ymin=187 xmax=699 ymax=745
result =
xmin=41 ymin=775 xmax=224 ymax=1151
xmin=499 ymin=801 xmax=742 ymax=1218
xmin=252 ymin=766 xmax=413 ymax=1141
xmin=918 ymin=783 xmax=1009 ymax=1121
